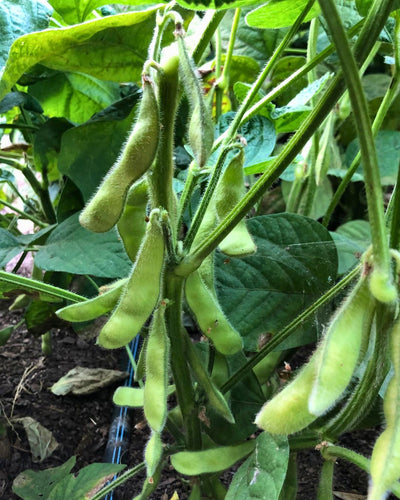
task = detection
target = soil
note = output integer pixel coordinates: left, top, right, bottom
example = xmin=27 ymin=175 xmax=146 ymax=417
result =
xmin=0 ymin=298 xmax=394 ymax=500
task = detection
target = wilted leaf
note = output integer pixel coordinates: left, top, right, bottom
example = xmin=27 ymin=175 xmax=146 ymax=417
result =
xmin=50 ymin=366 xmax=127 ymax=396
xmin=14 ymin=417 xmax=58 ymax=462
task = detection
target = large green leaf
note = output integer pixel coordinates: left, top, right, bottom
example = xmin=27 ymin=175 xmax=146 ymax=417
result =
xmin=34 ymin=213 xmax=131 ymax=278
xmin=175 ymin=0 xmax=259 ymax=10
xmin=246 ymin=0 xmax=321 ymax=29
xmin=49 ymin=0 xmax=160 ymax=25
xmin=0 ymin=0 xmax=52 ymax=70
xmin=0 ymin=229 xmax=25 ymax=267
xmin=0 ymin=6 xmax=160 ymax=100
xmin=12 ymin=456 xmax=125 ymax=500
xmin=226 ymin=433 xmax=289 ymax=500
xmin=215 ymin=214 xmax=338 ymax=351
xmin=29 ymin=72 xmax=121 ymax=123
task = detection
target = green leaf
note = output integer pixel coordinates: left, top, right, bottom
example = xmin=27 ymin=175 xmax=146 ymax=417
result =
xmin=175 ymin=0 xmax=260 ymax=11
xmin=34 ymin=213 xmax=131 ymax=278
xmin=49 ymin=0 xmax=160 ymax=25
xmin=12 ymin=456 xmax=125 ymax=500
xmin=170 ymin=440 xmax=255 ymax=475
xmin=0 ymin=6 xmax=160 ymax=99
xmin=29 ymin=72 xmax=121 ymax=123
xmin=226 ymin=433 xmax=289 ymax=500
xmin=25 ymin=300 xmax=59 ymax=336
xmin=12 ymin=456 xmax=76 ymax=500
xmin=246 ymin=0 xmax=321 ymax=29
xmin=345 ymin=130 xmax=400 ymax=186
xmin=331 ymin=220 xmax=371 ymax=275
xmin=0 ymin=91 xmax=43 ymax=114
xmin=0 ymin=325 xmax=14 ymax=346
xmin=215 ymin=214 xmax=338 ymax=351
xmin=0 ymin=228 xmax=25 ymax=267
xmin=0 ymin=0 xmax=52 ymax=70
xmin=216 ymin=113 xmax=276 ymax=169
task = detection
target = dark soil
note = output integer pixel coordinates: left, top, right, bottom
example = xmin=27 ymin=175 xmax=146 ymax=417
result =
xmin=0 ymin=298 xmax=393 ymax=500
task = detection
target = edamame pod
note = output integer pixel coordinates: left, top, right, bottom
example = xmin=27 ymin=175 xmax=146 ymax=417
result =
xmin=79 ymin=77 xmax=159 ymax=233
xmin=56 ymin=278 xmax=127 ymax=322
xmin=255 ymin=353 xmax=319 ymax=435
xmin=185 ymin=269 xmax=243 ymax=355
xmin=214 ymin=150 xmax=256 ymax=257
xmin=369 ymin=316 xmax=400 ymax=499
xmin=117 ymin=177 xmax=149 ymax=263
xmin=144 ymin=301 xmax=170 ymax=433
xmin=97 ymin=209 xmax=165 ymax=349
xmin=308 ymin=279 xmax=372 ymax=416
xmin=144 ymin=431 xmax=163 ymax=478
xmin=176 ymin=27 xmax=214 ymax=168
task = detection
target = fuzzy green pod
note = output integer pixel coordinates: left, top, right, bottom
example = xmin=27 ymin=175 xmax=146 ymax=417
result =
xmin=308 ymin=279 xmax=372 ymax=416
xmin=214 ymin=149 xmax=257 ymax=257
xmin=56 ymin=278 xmax=127 ymax=322
xmin=143 ymin=300 xmax=170 ymax=433
xmin=255 ymin=353 xmax=319 ymax=435
xmin=97 ymin=209 xmax=165 ymax=349
xmin=185 ymin=269 xmax=243 ymax=355
xmin=117 ymin=177 xmax=149 ymax=262
xmin=79 ymin=77 xmax=159 ymax=233
xmin=369 ymin=316 xmax=400 ymax=499
xmin=170 ymin=440 xmax=255 ymax=476
xmin=144 ymin=431 xmax=163 ymax=478
xmin=176 ymin=29 xmax=214 ymax=168
xmin=369 ymin=267 xmax=397 ymax=304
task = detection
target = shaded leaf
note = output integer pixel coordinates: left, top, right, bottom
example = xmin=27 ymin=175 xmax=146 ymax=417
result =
xmin=50 ymin=366 xmax=127 ymax=396
xmin=0 ymin=229 xmax=25 ymax=267
xmin=14 ymin=417 xmax=59 ymax=463
xmin=175 ymin=0 xmax=259 ymax=11
xmin=331 ymin=220 xmax=371 ymax=275
xmin=0 ymin=325 xmax=14 ymax=346
xmin=0 ymin=91 xmax=43 ymax=114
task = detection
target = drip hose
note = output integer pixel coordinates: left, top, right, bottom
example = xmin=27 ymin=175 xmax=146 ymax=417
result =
xmin=103 ymin=336 xmax=141 ymax=500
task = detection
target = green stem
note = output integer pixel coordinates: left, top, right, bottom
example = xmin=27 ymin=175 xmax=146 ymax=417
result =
xmin=41 ymin=331 xmax=52 ymax=356
xmin=216 ymin=8 xmax=241 ymax=92
xmin=388 ymin=158 xmax=400 ymax=251
xmin=176 ymin=162 xmax=197 ymax=234
xmin=175 ymin=0 xmax=393 ymax=277
xmin=320 ymin=444 xmax=400 ymax=498
xmin=323 ymin=52 xmax=399 ymax=227
xmin=214 ymin=25 xmax=223 ymax=121
xmin=0 ymin=123 xmax=38 ymax=130
xmin=0 ymin=270 xmax=85 ymax=303
xmin=317 ymin=459 xmax=334 ymax=500
xmin=0 ymin=199 xmax=47 ymax=227
xmin=192 ymin=11 xmax=226 ymax=65
xmin=91 ymin=462 xmax=146 ymax=500
xmin=222 ymin=0 xmax=316 ymax=146
xmin=318 ymin=0 xmax=390 ymax=278
xmin=125 ymin=345 xmax=143 ymax=388
xmin=220 ymin=265 xmax=360 ymax=394
xmin=164 ymin=273 xmax=201 ymax=450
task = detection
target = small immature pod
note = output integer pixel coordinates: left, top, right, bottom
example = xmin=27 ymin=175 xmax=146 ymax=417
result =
xmin=176 ymin=28 xmax=214 ymax=168
xmin=185 ymin=269 xmax=243 ymax=355
xmin=56 ymin=278 xmax=127 ymax=322
xmin=254 ymin=353 xmax=319 ymax=435
xmin=117 ymin=177 xmax=149 ymax=263
xmin=97 ymin=209 xmax=165 ymax=349
xmin=79 ymin=77 xmax=159 ymax=233
xmin=308 ymin=279 xmax=373 ymax=416
xmin=214 ymin=149 xmax=257 ymax=257
xmin=369 ymin=316 xmax=400 ymax=499
xmin=144 ymin=300 xmax=170 ymax=433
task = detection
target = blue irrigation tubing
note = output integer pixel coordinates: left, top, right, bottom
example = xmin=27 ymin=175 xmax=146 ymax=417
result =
xmin=104 ymin=335 xmax=141 ymax=500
